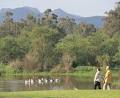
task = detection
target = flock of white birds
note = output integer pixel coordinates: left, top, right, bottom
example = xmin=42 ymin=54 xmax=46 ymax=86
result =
xmin=25 ymin=78 xmax=60 ymax=86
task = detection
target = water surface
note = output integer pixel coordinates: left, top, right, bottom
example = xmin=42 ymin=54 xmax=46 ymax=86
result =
xmin=0 ymin=75 xmax=119 ymax=92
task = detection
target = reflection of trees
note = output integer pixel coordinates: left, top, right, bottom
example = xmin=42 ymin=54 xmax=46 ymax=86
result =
xmin=63 ymin=76 xmax=75 ymax=89
xmin=118 ymin=71 xmax=120 ymax=89
xmin=64 ymin=76 xmax=93 ymax=90
xmin=118 ymin=70 xmax=120 ymax=80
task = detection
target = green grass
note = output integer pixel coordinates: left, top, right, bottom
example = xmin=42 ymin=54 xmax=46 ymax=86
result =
xmin=64 ymin=70 xmax=95 ymax=77
xmin=2 ymin=69 xmax=118 ymax=79
xmin=2 ymin=69 xmax=95 ymax=77
xmin=1 ymin=65 xmax=119 ymax=79
xmin=0 ymin=90 xmax=119 ymax=98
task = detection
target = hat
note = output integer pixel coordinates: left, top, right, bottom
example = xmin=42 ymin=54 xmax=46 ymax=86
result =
xmin=106 ymin=66 xmax=110 ymax=70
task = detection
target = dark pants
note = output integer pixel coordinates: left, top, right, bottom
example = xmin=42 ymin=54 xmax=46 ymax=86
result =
xmin=94 ymin=81 xmax=101 ymax=89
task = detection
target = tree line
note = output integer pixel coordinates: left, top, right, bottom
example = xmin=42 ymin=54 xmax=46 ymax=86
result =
xmin=0 ymin=3 xmax=120 ymax=73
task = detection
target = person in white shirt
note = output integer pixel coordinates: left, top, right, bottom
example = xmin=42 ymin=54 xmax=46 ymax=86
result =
xmin=94 ymin=68 xmax=103 ymax=89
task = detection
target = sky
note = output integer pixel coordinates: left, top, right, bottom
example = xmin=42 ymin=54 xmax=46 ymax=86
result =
xmin=0 ymin=0 xmax=119 ymax=17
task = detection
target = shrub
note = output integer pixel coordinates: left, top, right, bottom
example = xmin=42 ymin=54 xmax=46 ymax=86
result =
xmin=0 ymin=64 xmax=6 ymax=74
xmin=5 ymin=66 xmax=15 ymax=74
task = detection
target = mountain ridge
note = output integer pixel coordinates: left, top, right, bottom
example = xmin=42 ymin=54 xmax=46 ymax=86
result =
xmin=0 ymin=7 xmax=104 ymax=27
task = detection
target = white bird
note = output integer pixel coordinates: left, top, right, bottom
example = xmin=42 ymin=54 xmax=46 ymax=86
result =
xmin=30 ymin=79 xmax=34 ymax=85
xmin=38 ymin=79 xmax=42 ymax=84
xmin=38 ymin=79 xmax=44 ymax=85
xmin=25 ymin=79 xmax=30 ymax=86
xmin=25 ymin=80 xmax=28 ymax=85
xmin=28 ymin=79 xmax=31 ymax=83
xmin=55 ymin=79 xmax=60 ymax=83
xmin=50 ymin=79 xmax=53 ymax=83
xmin=41 ymin=78 xmax=44 ymax=81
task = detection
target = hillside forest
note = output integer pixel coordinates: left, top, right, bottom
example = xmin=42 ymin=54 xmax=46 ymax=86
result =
xmin=0 ymin=3 xmax=120 ymax=73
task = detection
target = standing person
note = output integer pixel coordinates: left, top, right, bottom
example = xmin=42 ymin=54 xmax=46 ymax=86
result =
xmin=103 ymin=66 xmax=112 ymax=90
xmin=94 ymin=68 xmax=103 ymax=89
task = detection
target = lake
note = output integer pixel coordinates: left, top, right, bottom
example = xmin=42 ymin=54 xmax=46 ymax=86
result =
xmin=0 ymin=75 xmax=119 ymax=92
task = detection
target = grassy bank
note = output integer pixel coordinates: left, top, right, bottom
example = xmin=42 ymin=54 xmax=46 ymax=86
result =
xmin=0 ymin=65 xmax=119 ymax=78
xmin=10 ymin=70 xmax=95 ymax=77
xmin=5 ymin=69 xmax=119 ymax=77
xmin=0 ymin=90 xmax=119 ymax=98
xmin=1 ymin=69 xmax=119 ymax=79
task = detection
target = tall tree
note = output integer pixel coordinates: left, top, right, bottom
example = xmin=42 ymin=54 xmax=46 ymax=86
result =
xmin=21 ymin=26 xmax=59 ymax=71
xmin=57 ymin=16 xmax=76 ymax=34
xmin=0 ymin=11 xmax=22 ymax=37
xmin=103 ymin=2 xmax=120 ymax=36
xmin=42 ymin=9 xmax=58 ymax=26
xmin=76 ymin=23 xmax=96 ymax=36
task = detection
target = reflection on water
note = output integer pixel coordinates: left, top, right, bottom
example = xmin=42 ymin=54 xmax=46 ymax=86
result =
xmin=0 ymin=74 xmax=119 ymax=92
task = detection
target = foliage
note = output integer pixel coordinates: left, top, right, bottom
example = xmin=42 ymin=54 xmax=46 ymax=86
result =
xmin=0 ymin=36 xmax=25 ymax=63
xmin=103 ymin=2 xmax=120 ymax=36
xmin=0 ymin=3 xmax=120 ymax=73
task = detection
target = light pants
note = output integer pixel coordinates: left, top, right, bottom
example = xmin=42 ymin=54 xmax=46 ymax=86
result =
xmin=103 ymin=83 xmax=111 ymax=90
